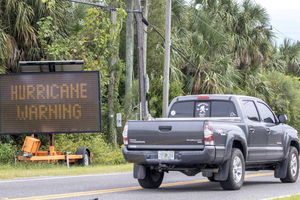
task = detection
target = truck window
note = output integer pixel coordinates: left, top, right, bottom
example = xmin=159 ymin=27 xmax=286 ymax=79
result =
xmin=211 ymin=101 xmax=237 ymax=117
xmin=169 ymin=101 xmax=194 ymax=118
xmin=257 ymin=102 xmax=275 ymax=124
xmin=242 ymin=100 xmax=259 ymax=121
xmin=169 ymin=100 xmax=237 ymax=118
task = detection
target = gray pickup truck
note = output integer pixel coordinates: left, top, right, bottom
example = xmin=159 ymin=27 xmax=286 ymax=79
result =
xmin=122 ymin=95 xmax=299 ymax=190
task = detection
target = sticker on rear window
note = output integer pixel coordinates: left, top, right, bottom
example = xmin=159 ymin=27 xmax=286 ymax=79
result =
xmin=170 ymin=110 xmax=176 ymax=116
xmin=196 ymin=103 xmax=209 ymax=117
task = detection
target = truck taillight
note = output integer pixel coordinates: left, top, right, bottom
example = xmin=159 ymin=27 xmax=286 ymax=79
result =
xmin=122 ymin=124 xmax=128 ymax=145
xmin=204 ymin=124 xmax=214 ymax=146
xmin=197 ymin=96 xmax=209 ymax=99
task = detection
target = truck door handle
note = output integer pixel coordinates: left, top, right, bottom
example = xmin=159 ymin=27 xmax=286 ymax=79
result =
xmin=249 ymin=128 xmax=255 ymax=134
xmin=266 ymin=128 xmax=271 ymax=134
xmin=159 ymin=126 xmax=172 ymax=132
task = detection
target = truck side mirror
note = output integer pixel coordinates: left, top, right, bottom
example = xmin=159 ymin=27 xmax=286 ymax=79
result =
xmin=278 ymin=114 xmax=288 ymax=124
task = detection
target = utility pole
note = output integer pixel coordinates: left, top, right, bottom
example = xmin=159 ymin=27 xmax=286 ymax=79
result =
xmin=108 ymin=10 xmax=117 ymax=146
xmin=141 ymin=0 xmax=149 ymax=117
xmin=135 ymin=0 xmax=147 ymax=120
xmin=141 ymin=0 xmax=148 ymax=73
xmin=125 ymin=0 xmax=135 ymax=118
xmin=162 ymin=0 xmax=172 ymax=117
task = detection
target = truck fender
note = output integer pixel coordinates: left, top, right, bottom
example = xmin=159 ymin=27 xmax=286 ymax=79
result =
xmin=283 ymin=136 xmax=299 ymax=160
xmin=214 ymin=134 xmax=247 ymax=181
xmin=133 ymin=164 xmax=146 ymax=179
xmin=222 ymin=134 xmax=247 ymax=162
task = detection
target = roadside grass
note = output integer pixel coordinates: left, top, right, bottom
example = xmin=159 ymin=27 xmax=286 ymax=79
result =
xmin=0 ymin=163 xmax=133 ymax=179
xmin=273 ymin=194 xmax=300 ymax=200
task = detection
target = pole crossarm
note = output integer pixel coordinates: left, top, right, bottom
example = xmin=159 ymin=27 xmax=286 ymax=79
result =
xmin=69 ymin=0 xmax=142 ymax=13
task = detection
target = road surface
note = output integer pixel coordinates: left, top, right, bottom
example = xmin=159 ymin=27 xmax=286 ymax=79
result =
xmin=1 ymin=169 xmax=300 ymax=200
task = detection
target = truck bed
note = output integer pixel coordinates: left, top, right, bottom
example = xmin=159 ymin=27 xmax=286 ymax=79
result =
xmin=127 ymin=117 xmax=241 ymax=150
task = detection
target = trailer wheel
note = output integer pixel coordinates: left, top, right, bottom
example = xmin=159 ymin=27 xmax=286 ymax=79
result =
xmin=75 ymin=147 xmax=90 ymax=166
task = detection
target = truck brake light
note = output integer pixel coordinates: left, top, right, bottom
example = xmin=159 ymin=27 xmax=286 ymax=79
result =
xmin=122 ymin=124 xmax=128 ymax=145
xmin=204 ymin=124 xmax=214 ymax=146
xmin=197 ymin=96 xmax=209 ymax=99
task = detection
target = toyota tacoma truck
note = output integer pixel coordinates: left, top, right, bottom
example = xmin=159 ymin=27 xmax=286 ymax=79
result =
xmin=122 ymin=95 xmax=299 ymax=190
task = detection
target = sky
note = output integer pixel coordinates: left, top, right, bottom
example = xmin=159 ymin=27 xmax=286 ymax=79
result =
xmin=252 ymin=0 xmax=300 ymax=45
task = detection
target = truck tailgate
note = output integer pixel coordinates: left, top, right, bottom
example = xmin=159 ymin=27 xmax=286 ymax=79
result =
xmin=127 ymin=120 xmax=204 ymax=150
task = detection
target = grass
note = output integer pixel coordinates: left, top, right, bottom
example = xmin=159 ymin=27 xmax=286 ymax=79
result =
xmin=273 ymin=194 xmax=300 ymax=200
xmin=0 ymin=163 xmax=133 ymax=179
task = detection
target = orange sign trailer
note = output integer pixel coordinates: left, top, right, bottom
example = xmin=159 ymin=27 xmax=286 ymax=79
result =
xmin=17 ymin=136 xmax=90 ymax=166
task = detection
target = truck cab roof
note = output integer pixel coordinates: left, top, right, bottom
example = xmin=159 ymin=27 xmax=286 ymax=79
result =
xmin=173 ymin=94 xmax=261 ymax=102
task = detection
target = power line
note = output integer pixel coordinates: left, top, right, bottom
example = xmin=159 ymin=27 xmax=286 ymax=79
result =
xmin=272 ymin=26 xmax=298 ymax=42
xmin=174 ymin=0 xmax=227 ymax=40
xmin=69 ymin=0 xmax=142 ymax=13
xmin=145 ymin=22 xmax=198 ymax=69
xmin=251 ymin=0 xmax=298 ymax=42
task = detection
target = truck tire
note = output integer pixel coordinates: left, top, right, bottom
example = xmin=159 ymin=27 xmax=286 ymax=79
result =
xmin=75 ymin=147 xmax=90 ymax=166
xmin=280 ymin=146 xmax=299 ymax=183
xmin=220 ymin=148 xmax=245 ymax=190
xmin=138 ymin=168 xmax=164 ymax=189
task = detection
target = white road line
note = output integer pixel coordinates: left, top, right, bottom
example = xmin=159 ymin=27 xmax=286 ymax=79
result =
xmin=0 ymin=172 xmax=131 ymax=184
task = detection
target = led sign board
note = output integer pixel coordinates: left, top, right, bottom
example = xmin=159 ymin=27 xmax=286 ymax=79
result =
xmin=0 ymin=71 xmax=101 ymax=134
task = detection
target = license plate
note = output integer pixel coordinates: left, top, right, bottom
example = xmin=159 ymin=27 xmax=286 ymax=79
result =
xmin=158 ymin=151 xmax=175 ymax=160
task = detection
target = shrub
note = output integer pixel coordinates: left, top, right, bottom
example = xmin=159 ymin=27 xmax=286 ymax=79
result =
xmin=54 ymin=133 xmax=126 ymax=165
xmin=0 ymin=143 xmax=17 ymax=164
xmin=263 ymin=71 xmax=300 ymax=131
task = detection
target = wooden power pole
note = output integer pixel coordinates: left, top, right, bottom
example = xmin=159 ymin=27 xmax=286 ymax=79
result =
xmin=135 ymin=0 xmax=147 ymax=120
xmin=141 ymin=0 xmax=149 ymax=117
xmin=108 ymin=10 xmax=117 ymax=146
xmin=162 ymin=0 xmax=172 ymax=117
xmin=141 ymin=0 xmax=148 ymax=74
xmin=125 ymin=0 xmax=135 ymax=118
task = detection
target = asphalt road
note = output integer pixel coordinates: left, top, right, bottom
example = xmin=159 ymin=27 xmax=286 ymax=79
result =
xmin=1 ymin=168 xmax=300 ymax=200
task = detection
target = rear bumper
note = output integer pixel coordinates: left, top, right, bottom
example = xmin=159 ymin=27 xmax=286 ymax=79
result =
xmin=122 ymin=146 xmax=225 ymax=165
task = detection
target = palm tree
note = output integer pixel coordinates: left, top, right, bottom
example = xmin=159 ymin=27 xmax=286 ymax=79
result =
xmin=0 ymin=0 xmax=71 ymax=72
xmin=230 ymin=0 xmax=274 ymax=69
xmin=170 ymin=0 xmax=275 ymax=95
xmin=279 ymin=39 xmax=300 ymax=76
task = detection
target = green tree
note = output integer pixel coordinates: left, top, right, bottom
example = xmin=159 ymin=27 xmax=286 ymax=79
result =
xmin=0 ymin=0 xmax=71 ymax=72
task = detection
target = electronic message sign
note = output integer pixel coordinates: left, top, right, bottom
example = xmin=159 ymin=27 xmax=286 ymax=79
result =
xmin=0 ymin=71 xmax=101 ymax=134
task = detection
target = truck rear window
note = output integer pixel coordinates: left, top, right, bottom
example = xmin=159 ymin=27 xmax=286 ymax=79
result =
xmin=169 ymin=100 xmax=237 ymax=118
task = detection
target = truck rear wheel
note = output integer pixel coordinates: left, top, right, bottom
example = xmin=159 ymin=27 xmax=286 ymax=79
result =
xmin=138 ymin=168 xmax=164 ymax=189
xmin=280 ymin=146 xmax=299 ymax=183
xmin=220 ymin=148 xmax=245 ymax=190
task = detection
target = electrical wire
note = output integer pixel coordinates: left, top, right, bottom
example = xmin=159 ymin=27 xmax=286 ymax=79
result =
xmin=143 ymin=18 xmax=198 ymax=69
xmin=251 ymin=0 xmax=298 ymax=42
xmin=174 ymin=0 xmax=227 ymax=40
xmin=273 ymin=26 xmax=298 ymax=42
xmin=69 ymin=0 xmax=142 ymax=13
